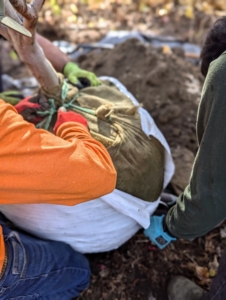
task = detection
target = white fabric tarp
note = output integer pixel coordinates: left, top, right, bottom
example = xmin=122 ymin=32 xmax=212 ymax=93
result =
xmin=0 ymin=77 xmax=175 ymax=253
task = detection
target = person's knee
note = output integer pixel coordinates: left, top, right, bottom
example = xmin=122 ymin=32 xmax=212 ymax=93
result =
xmin=78 ymin=255 xmax=91 ymax=290
xmin=78 ymin=266 xmax=91 ymax=291
xmin=70 ymin=250 xmax=91 ymax=291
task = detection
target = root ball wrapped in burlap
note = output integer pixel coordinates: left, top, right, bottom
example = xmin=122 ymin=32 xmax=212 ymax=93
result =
xmin=41 ymin=74 xmax=165 ymax=202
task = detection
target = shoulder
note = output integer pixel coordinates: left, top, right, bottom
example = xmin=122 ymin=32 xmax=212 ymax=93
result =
xmin=208 ymin=51 xmax=226 ymax=78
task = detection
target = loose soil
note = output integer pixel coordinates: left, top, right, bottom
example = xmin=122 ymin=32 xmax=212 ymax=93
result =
xmin=76 ymin=227 xmax=225 ymax=300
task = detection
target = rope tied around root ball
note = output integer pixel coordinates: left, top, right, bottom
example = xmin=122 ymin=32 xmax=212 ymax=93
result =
xmin=36 ymin=80 xmax=114 ymax=130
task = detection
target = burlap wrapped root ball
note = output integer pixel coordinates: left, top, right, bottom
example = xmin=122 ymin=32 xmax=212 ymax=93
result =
xmin=40 ymin=75 xmax=165 ymax=202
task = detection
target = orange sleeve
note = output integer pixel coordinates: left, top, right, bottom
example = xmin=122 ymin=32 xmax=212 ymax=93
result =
xmin=0 ymin=100 xmax=116 ymax=205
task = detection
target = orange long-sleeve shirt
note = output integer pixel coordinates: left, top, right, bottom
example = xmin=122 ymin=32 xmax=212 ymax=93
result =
xmin=0 ymin=99 xmax=117 ymax=272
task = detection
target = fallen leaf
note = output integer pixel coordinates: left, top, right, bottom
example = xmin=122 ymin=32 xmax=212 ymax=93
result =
xmin=195 ymin=265 xmax=209 ymax=280
xmin=220 ymin=225 xmax=226 ymax=238
xmin=209 ymin=255 xmax=219 ymax=278
xmin=99 ymin=267 xmax=110 ymax=278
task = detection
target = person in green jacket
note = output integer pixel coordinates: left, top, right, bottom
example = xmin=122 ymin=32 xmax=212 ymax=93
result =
xmin=144 ymin=17 xmax=226 ymax=300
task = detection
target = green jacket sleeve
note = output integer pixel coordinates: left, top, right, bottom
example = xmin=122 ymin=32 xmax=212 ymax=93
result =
xmin=166 ymin=52 xmax=226 ymax=239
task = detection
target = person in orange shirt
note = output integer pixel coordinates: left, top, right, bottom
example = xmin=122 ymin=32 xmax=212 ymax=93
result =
xmin=0 ymin=34 xmax=117 ymax=299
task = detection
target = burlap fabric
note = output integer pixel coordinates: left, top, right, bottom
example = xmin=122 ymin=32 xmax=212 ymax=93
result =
xmin=41 ymin=74 xmax=165 ymax=202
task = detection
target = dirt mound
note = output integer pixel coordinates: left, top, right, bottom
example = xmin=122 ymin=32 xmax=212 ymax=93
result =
xmin=78 ymin=38 xmax=204 ymax=154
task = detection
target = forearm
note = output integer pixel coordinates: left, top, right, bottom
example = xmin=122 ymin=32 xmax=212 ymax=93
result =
xmin=36 ymin=33 xmax=69 ymax=72
xmin=36 ymin=34 xmax=101 ymax=87
xmin=0 ymin=100 xmax=116 ymax=205
xmin=166 ymin=151 xmax=226 ymax=240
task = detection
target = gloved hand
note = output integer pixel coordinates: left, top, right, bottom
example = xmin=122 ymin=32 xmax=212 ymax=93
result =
xmin=15 ymin=96 xmax=41 ymax=113
xmin=63 ymin=62 xmax=101 ymax=88
xmin=15 ymin=95 xmax=44 ymax=124
xmin=0 ymin=91 xmax=24 ymax=106
xmin=54 ymin=108 xmax=88 ymax=133
xmin=144 ymin=215 xmax=177 ymax=250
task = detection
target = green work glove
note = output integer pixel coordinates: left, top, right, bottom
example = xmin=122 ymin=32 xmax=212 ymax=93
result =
xmin=63 ymin=62 xmax=101 ymax=88
xmin=0 ymin=91 xmax=24 ymax=106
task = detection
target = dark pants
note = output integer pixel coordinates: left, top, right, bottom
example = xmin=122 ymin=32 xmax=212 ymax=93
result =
xmin=201 ymin=250 xmax=226 ymax=300
xmin=0 ymin=213 xmax=90 ymax=300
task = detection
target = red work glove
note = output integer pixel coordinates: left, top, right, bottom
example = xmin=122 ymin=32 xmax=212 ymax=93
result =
xmin=54 ymin=108 xmax=88 ymax=133
xmin=15 ymin=96 xmax=43 ymax=124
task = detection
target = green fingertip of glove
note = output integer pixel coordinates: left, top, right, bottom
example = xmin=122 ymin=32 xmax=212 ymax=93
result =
xmin=63 ymin=62 xmax=101 ymax=87
xmin=63 ymin=62 xmax=79 ymax=76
